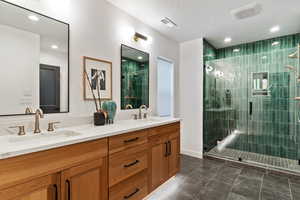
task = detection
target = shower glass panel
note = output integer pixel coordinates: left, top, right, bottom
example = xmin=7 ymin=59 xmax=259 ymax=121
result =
xmin=204 ymin=38 xmax=300 ymax=173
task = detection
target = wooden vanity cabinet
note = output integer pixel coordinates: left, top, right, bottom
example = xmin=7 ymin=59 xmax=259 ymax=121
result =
xmin=0 ymin=122 xmax=180 ymax=200
xmin=0 ymin=138 xmax=108 ymax=200
xmin=148 ymin=122 xmax=180 ymax=192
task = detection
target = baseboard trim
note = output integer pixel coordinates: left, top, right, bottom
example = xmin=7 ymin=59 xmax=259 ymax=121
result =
xmin=181 ymin=149 xmax=203 ymax=159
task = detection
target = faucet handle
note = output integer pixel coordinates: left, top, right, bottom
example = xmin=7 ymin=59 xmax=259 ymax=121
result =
xmin=143 ymin=112 xmax=148 ymax=119
xmin=25 ymin=107 xmax=33 ymax=114
xmin=9 ymin=125 xmax=26 ymax=136
xmin=48 ymin=122 xmax=60 ymax=132
xmin=132 ymin=114 xmax=138 ymax=120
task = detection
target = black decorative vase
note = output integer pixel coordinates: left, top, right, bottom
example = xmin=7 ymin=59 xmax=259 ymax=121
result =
xmin=94 ymin=112 xmax=106 ymax=126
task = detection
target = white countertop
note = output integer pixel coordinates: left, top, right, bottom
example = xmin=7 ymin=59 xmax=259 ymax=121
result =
xmin=0 ymin=117 xmax=180 ymax=160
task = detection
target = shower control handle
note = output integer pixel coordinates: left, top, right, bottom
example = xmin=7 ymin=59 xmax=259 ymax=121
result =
xmin=249 ymin=102 xmax=253 ymax=116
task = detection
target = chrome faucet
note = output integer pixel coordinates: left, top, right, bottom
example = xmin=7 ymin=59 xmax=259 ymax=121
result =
xmin=34 ymin=109 xmax=44 ymax=134
xmin=139 ymin=105 xmax=148 ymax=119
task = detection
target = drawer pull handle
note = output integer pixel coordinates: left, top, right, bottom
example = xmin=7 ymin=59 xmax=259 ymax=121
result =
xmin=124 ymin=188 xmax=140 ymax=199
xmin=168 ymin=141 xmax=172 ymax=156
xmin=164 ymin=142 xmax=168 ymax=157
xmin=124 ymin=137 xmax=139 ymax=143
xmin=66 ymin=179 xmax=71 ymax=200
xmin=53 ymin=184 xmax=58 ymax=200
xmin=124 ymin=160 xmax=139 ymax=168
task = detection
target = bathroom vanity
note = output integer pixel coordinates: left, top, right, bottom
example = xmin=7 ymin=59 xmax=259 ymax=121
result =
xmin=0 ymin=118 xmax=180 ymax=200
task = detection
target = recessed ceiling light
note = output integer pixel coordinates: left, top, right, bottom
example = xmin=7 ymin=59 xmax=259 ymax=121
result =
xmin=224 ymin=37 xmax=232 ymax=43
xmin=271 ymin=41 xmax=280 ymax=46
xmin=270 ymin=25 xmax=280 ymax=33
xmin=28 ymin=15 xmax=39 ymax=22
xmin=138 ymin=56 xmax=143 ymax=60
xmin=51 ymin=45 xmax=58 ymax=49
xmin=233 ymin=48 xmax=240 ymax=52
xmin=161 ymin=17 xmax=178 ymax=28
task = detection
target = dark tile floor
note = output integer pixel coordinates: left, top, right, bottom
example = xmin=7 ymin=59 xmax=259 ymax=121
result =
xmin=145 ymin=155 xmax=300 ymax=200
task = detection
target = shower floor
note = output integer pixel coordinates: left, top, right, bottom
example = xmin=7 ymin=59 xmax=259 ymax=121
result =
xmin=207 ymin=146 xmax=300 ymax=174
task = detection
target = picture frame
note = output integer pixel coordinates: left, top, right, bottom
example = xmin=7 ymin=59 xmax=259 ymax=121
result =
xmin=83 ymin=56 xmax=112 ymax=100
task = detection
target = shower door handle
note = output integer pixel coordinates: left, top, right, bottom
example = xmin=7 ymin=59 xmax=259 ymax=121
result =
xmin=249 ymin=102 xmax=253 ymax=116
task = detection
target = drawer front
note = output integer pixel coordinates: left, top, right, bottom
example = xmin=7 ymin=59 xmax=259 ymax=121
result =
xmin=109 ymin=145 xmax=148 ymax=187
xmin=148 ymin=122 xmax=180 ymax=137
xmin=109 ymin=130 xmax=148 ymax=154
xmin=109 ymin=170 xmax=148 ymax=200
xmin=169 ymin=130 xmax=180 ymax=140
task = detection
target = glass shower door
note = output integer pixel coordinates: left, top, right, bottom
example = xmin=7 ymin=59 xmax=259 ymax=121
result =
xmin=205 ymin=55 xmax=249 ymax=157
xmin=245 ymin=47 xmax=299 ymax=171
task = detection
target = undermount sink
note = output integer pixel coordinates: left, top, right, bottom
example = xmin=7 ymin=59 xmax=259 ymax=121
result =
xmin=7 ymin=130 xmax=81 ymax=143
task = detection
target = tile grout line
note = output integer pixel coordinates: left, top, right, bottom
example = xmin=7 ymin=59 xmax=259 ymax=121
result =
xmin=288 ymin=178 xmax=294 ymax=200
xmin=194 ymin=160 xmax=226 ymax=199
xmin=225 ymin=161 xmax=244 ymax=200
xmin=259 ymin=173 xmax=265 ymax=200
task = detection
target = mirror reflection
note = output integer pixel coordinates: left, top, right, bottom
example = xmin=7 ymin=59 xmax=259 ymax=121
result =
xmin=121 ymin=45 xmax=149 ymax=110
xmin=0 ymin=1 xmax=69 ymax=115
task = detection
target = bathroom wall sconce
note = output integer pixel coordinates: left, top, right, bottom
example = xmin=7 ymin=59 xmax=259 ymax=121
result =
xmin=133 ymin=32 xmax=148 ymax=42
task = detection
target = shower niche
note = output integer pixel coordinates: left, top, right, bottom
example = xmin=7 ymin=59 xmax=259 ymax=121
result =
xmin=252 ymin=72 xmax=268 ymax=96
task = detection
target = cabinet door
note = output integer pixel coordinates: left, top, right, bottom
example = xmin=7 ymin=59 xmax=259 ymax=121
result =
xmin=148 ymin=135 xmax=169 ymax=191
xmin=0 ymin=173 xmax=60 ymax=200
xmin=61 ymin=158 xmax=108 ymax=200
xmin=168 ymin=136 xmax=180 ymax=177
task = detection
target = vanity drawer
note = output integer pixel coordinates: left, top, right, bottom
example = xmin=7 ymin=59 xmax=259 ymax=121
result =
xmin=109 ymin=130 xmax=148 ymax=154
xmin=148 ymin=122 xmax=180 ymax=137
xmin=109 ymin=170 xmax=148 ymax=200
xmin=109 ymin=145 xmax=148 ymax=187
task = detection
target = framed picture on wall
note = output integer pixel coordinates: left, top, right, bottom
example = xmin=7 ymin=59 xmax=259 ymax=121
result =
xmin=83 ymin=56 xmax=112 ymax=100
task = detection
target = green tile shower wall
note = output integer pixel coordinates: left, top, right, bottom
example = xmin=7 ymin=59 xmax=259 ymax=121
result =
xmin=217 ymin=33 xmax=300 ymax=59
xmin=204 ymin=34 xmax=300 ymax=160
xmin=121 ymin=59 xmax=149 ymax=109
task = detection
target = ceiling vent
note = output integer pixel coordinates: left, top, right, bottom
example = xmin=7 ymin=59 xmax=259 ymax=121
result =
xmin=231 ymin=2 xmax=262 ymax=20
xmin=161 ymin=17 xmax=178 ymax=28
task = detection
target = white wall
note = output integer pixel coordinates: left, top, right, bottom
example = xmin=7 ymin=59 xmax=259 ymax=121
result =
xmin=180 ymin=38 xmax=204 ymax=158
xmin=0 ymin=0 xmax=180 ymax=123
xmin=0 ymin=24 xmax=40 ymax=115
xmin=40 ymin=50 xmax=68 ymax=112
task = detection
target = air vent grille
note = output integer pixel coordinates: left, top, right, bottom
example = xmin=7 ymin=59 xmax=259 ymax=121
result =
xmin=231 ymin=2 xmax=262 ymax=20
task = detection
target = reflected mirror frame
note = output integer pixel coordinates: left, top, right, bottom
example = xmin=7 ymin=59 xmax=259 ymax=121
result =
xmin=0 ymin=0 xmax=70 ymax=116
xmin=120 ymin=44 xmax=150 ymax=110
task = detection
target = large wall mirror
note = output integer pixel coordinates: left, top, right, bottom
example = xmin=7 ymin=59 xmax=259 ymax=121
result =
xmin=121 ymin=45 xmax=149 ymax=110
xmin=0 ymin=1 xmax=69 ymax=116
